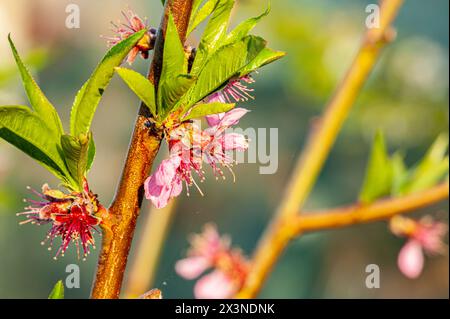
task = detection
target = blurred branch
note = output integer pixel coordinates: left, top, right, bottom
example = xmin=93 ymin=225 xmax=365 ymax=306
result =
xmin=289 ymin=182 xmax=449 ymax=235
xmin=124 ymin=199 xmax=178 ymax=298
xmin=236 ymin=0 xmax=404 ymax=299
xmin=91 ymin=0 xmax=193 ymax=299
xmin=138 ymin=288 xmax=163 ymax=299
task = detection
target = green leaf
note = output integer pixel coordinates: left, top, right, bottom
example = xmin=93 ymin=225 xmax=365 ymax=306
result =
xmin=70 ymin=29 xmax=147 ymax=137
xmin=48 ymin=280 xmax=64 ymax=299
xmin=86 ymin=135 xmax=96 ymax=171
xmin=359 ymin=131 xmax=393 ymax=203
xmin=8 ymin=35 xmax=63 ymax=135
xmin=191 ymin=0 xmax=235 ymax=74
xmin=182 ymin=102 xmax=235 ymax=121
xmin=115 ymin=67 xmax=156 ymax=117
xmin=188 ymin=0 xmax=219 ymax=35
xmin=61 ymin=132 xmax=91 ymax=186
xmin=391 ymin=152 xmax=408 ymax=196
xmin=183 ymin=35 xmax=266 ymax=111
xmin=400 ymin=134 xmax=449 ymax=195
xmin=0 ymin=105 xmax=73 ymax=185
xmin=239 ymin=47 xmax=286 ymax=77
xmin=159 ymin=75 xmax=197 ymax=118
xmin=224 ymin=4 xmax=270 ymax=45
xmin=158 ymin=13 xmax=193 ymax=113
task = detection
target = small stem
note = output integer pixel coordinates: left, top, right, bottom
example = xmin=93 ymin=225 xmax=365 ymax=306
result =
xmin=124 ymin=198 xmax=178 ymax=298
xmin=91 ymin=0 xmax=193 ymax=299
xmin=288 ymin=182 xmax=449 ymax=235
xmin=236 ymin=0 xmax=404 ymax=298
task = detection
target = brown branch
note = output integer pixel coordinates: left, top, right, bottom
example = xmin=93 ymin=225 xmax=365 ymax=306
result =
xmin=124 ymin=198 xmax=178 ymax=298
xmin=91 ymin=0 xmax=193 ymax=299
xmin=236 ymin=0 xmax=404 ymax=299
xmin=288 ymin=182 xmax=449 ymax=235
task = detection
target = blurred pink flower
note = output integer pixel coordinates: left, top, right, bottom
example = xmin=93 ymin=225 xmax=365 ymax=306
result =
xmin=390 ymin=215 xmax=447 ymax=279
xmin=194 ymin=270 xmax=237 ymax=299
xmin=103 ymin=8 xmax=156 ymax=64
xmin=175 ymin=224 xmax=249 ymax=299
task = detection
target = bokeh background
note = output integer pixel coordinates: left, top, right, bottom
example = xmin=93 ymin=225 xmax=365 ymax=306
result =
xmin=0 ymin=0 xmax=448 ymax=298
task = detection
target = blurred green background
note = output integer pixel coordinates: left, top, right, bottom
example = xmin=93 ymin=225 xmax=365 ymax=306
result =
xmin=0 ymin=0 xmax=448 ymax=298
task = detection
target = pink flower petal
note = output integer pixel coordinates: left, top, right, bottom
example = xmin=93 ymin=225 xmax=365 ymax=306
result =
xmin=414 ymin=220 xmax=448 ymax=254
xmin=194 ymin=270 xmax=237 ymax=299
xmin=144 ymin=156 xmax=182 ymax=209
xmin=218 ymin=108 xmax=249 ymax=128
xmin=398 ymin=240 xmax=425 ymax=279
xmin=127 ymin=47 xmax=140 ymax=65
xmin=175 ymin=256 xmax=211 ymax=280
xmin=205 ymin=113 xmax=224 ymax=127
xmin=222 ymin=133 xmax=248 ymax=151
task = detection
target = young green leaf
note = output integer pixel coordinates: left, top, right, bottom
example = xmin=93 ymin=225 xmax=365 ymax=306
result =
xmin=48 ymin=280 xmax=64 ymax=299
xmin=8 ymin=35 xmax=63 ymax=135
xmin=182 ymin=102 xmax=235 ymax=121
xmin=86 ymin=135 xmax=96 ymax=171
xmin=0 ymin=105 xmax=73 ymax=185
xmin=61 ymin=132 xmax=92 ymax=187
xmin=359 ymin=131 xmax=393 ymax=203
xmin=70 ymin=29 xmax=147 ymax=137
xmin=184 ymin=35 xmax=266 ymax=111
xmin=158 ymin=13 xmax=193 ymax=113
xmin=191 ymin=0 xmax=235 ymax=74
xmin=390 ymin=152 xmax=409 ymax=196
xmin=400 ymin=134 xmax=449 ymax=195
xmin=239 ymin=47 xmax=286 ymax=77
xmin=159 ymin=74 xmax=197 ymax=117
xmin=224 ymin=4 xmax=270 ymax=46
xmin=188 ymin=0 xmax=219 ymax=35
xmin=115 ymin=67 xmax=156 ymax=116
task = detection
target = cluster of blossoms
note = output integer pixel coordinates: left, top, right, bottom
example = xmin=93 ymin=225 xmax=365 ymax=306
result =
xmin=390 ymin=215 xmax=447 ymax=279
xmin=175 ymin=224 xmax=249 ymax=299
xmin=17 ymin=179 xmax=106 ymax=260
xmin=144 ymin=77 xmax=256 ymax=209
xmin=104 ymin=9 xmax=157 ymax=64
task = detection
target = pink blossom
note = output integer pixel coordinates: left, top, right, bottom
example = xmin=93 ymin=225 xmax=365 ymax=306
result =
xmin=205 ymin=75 xmax=255 ymax=126
xmin=390 ymin=215 xmax=447 ymax=279
xmin=17 ymin=180 xmax=105 ymax=260
xmin=175 ymin=224 xmax=248 ymax=299
xmin=103 ymin=9 xmax=156 ymax=64
xmin=144 ymin=156 xmax=183 ymax=209
xmin=221 ymin=133 xmax=249 ymax=151
xmin=145 ymin=109 xmax=249 ymax=208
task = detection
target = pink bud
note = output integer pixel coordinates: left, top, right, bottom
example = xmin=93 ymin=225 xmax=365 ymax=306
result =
xmin=398 ymin=240 xmax=424 ymax=279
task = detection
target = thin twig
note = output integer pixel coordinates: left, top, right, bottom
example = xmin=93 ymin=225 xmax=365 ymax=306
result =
xmin=289 ymin=182 xmax=449 ymax=235
xmin=236 ymin=0 xmax=404 ymax=299
xmin=91 ymin=0 xmax=193 ymax=299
